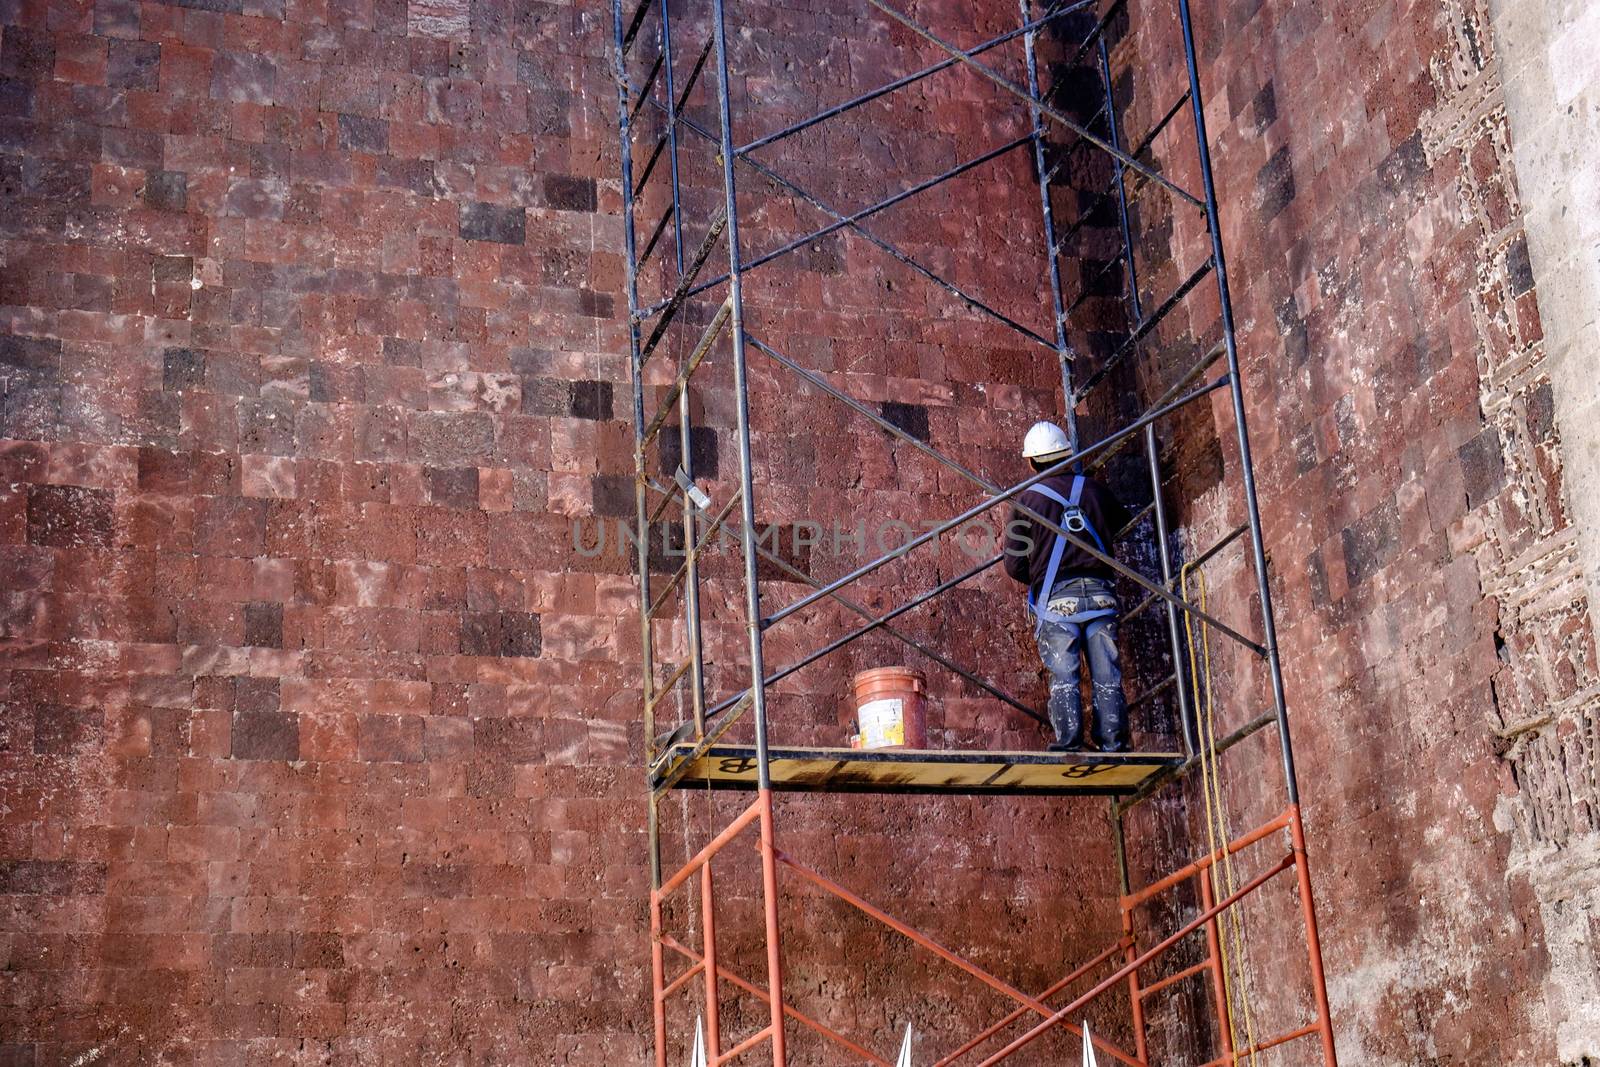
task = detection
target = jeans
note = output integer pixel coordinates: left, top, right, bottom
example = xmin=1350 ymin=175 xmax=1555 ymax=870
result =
xmin=1035 ymin=576 xmax=1129 ymax=752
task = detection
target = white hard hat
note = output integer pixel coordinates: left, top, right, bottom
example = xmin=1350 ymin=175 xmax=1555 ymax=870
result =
xmin=1022 ymin=420 xmax=1071 ymax=461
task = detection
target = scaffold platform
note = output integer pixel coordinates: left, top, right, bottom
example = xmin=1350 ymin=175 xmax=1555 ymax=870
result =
xmin=654 ymin=743 xmax=1184 ymax=796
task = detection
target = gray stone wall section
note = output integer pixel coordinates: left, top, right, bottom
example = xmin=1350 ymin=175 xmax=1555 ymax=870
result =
xmin=1490 ymin=0 xmax=1600 ymax=640
xmin=1486 ymin=1 xmax=1600 ymax=1061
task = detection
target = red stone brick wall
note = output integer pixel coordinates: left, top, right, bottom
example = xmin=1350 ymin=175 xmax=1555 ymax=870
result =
xmin=0 ymin=0 xmax=1154 ymax=1062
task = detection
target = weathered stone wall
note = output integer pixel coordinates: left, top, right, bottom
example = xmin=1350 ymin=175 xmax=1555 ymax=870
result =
xmin=0 ymin=0 xmax=1137 ymax=1062
xmin=1104 ymin=0 xmax=1600 ymax=1062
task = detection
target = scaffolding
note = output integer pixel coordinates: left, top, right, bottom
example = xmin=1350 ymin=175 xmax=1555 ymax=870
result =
xmin=608 ymin=0 xmax=1339 ymax=1062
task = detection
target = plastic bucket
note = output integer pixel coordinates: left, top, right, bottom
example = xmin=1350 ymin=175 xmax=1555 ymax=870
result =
xmin=851 ymin=667 xmax=928 ymax=750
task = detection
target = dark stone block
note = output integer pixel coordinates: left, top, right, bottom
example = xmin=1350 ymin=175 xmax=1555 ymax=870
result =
xmin=1528 ymin=381 xmax=1554 ymax=441
xmin=0 ymin=77 xmax=33 ymax=119
xmin=543 ymin=174 xmax=596 ymax=212
xmin=238 ymin=397 xmax=297 ymax=455
xmin=1377 ymin=132 xmax=1426 ymax=199
xmin=1252 ymin=81 xmax=1276 ymax=131
xmin=0 ymin=859 xmax=107 ymax=895
xmin=659 ymin=426 xmax=718 ymax=479
xmin=518 ymin=375 xmax=569 ymax=416
xmin=1460 ymin=427 xmax=1506 ymax=508
xmin=95 ymin=0 xmax=143 ymax=37
xmin=27 ymin=485 xmax=113 ymax=548
xmin=144 ymin=170 xmax=187 ymax=212
xmin=1255 ymin=146 xmax=1295 ymax=222
xmin=578 ymin=289 xmax=613 ymax=318
xmin=108 ymin=39 xmax=160 ymax=90
xmin=338 ymin=113 xmax=389 ymax=153
xmin=459 ymin=201 xmax=525 ymax=244
xmin=32 ymin=703 xmax=104 ymax=754
xmin=23 ymin=159 xmax=90 ymax=202
xmin=1505 ymin=234 xmax=1534 ymax=296
xmin=383 ymin=336 xmax=421 ymax=366
xmin=880 ymin=400 xmax=930 ymax=443
xmin=1341 ymin=497 xmax=1400 ymax=588
xmin=568 ymin=379 xmax=612 ymax=421
xmin=236 ymin=677 xmax=280 ymax=715
xmin=590 ymin=474 xmax=633 ymax=518
xmin=153 ymin=255 xmax=193 ymax=282
xmin=0 ymin=335 xmax=62 ymax=383
xmin=0 ymin=28 xmax=54 ymax=80
xmin=243 ymin=602 xmax=283 ymax=648
xmin=231 ymin=710 xmax=299 ymax=760
xmin=459 ymin=611 xmax=542 ymax=657
xmin=426 ymin=466 xmax=479 ymax=508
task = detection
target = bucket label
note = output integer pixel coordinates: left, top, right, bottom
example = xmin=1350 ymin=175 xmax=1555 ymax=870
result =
xmin=858 ymin=697 xmax=905 ymax=749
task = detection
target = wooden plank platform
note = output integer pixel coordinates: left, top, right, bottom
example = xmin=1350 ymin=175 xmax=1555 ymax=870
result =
xmin=654 ymin=744 xmax=1184 ymax=796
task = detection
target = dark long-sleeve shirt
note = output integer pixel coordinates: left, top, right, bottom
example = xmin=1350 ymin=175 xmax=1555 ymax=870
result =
xmin=1003 ymin=472 xmax=1131 ymax=589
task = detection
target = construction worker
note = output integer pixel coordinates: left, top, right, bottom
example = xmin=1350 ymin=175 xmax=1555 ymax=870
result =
xmin=1003 ymin=421 xmax=1132 ymax=752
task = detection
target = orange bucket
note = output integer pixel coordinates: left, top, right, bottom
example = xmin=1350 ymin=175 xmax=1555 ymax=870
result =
xmin=851 ymin=667 xmax=928 ymax=750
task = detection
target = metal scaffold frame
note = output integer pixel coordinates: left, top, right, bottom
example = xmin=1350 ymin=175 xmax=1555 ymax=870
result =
xmin=608 ymin=0 xmax=1340 ymax=1061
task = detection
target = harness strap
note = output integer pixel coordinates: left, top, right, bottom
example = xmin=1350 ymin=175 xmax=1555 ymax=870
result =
xmin=1026 ymin=477 xmax=1115 ymax=626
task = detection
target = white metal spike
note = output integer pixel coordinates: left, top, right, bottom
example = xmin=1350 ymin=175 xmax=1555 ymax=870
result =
xmin=1081 ymin=1021 xmax=1099 ymax=1067
xmin=689 ymin=1014 xmax=707 ymax=1067
xmin=894 ymin=1023 xmax=913 ymax=1067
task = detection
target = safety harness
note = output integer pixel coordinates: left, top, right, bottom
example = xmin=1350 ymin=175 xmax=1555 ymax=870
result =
xmin=1025 ymin=475 xmax=1116 ymax=627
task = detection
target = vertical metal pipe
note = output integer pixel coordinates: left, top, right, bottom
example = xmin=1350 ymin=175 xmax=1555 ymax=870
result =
xmin=708 ymin=6 xmax=785 ymax=1059
xmin=1176 ymin=0 xmax=1301 ymax=804
xmin=1146 ymin=428 xmax=1195 ymax=756
xmin=1020 ymin=0 xmax=1079 ymax=450
xmin=700 ymin=862 xmax=722 ymax=1062
xmin=1099 ymin=34 xmax=1197 ymax=758
xmin=1198 ymin=870 xmax=1236 ymax=1065
xmin=757 ymin=789 xmax=787 ymax=1063
xmin=1291 ymin=806 xmax=1340 ymax=1066
xmin=651 ymin=888 xmax=669 ymax=1067
xmin=1098 ymin=37 xmax=1141 ymax=324
xmin=611 ymin=0 xmax=657 ymax=762
xmin=709 ymin=0 xmax=773 ymax=787
xmin=1112 ymin=807 xmax=1147 ymax=1063
xmin=659 ymin=0 xmax=706 ymax=731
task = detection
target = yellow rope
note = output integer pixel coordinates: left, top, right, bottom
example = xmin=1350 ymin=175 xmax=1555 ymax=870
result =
xmin=1181 ymin=563 xmax=1259 ymax=1066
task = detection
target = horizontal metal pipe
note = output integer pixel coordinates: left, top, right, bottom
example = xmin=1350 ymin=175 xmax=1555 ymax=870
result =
xmin=658 ymin=958 xmax=704 ymax=999
xmin=660 ymin=936 xmax=892 ymax=1067
xmin=1121 ymin=521 xmax=1248 ymax=628
xmin=641 ymin=296 xmax=734 ymax=448
xmin=1121 ymin=808 xmax=1293 ymax=908
xmin=1116 ymin=708 xmax=1276 ymax=815
xmin=776 ymin=851 xmax=1145 ymax=1067
xmin=764 ymin=375 xmax=1252 ymax=653
xmin=864 ymin=0 xmax=1202 ymax=208
xmin=1196 ymin=1023 xmax=1322 ymax=1066
xmin=701 ymin=556 xmax=1018 ymax=723
xmin=934 ymin=938 xmax=1131 ymax=1066
xmin=1073 ymin=258 xmax=1215 ymax=402
xmin=645 ymin=490 xmax=742 ymax=619
xmin=636 ymin=213 xmax=728 ymax=365
xmin=636 ymin=136 xmax=1032 ymax=318
xmin=738 ymin=0 xmax=1096 ymax=156
xmin=677 ymin=507 xmax=1041 ymax=731
xmin=713 ymin=1024 xmax=772 ymax=1065
xmin=1136 ymin=958 xmax=1210 ymax=1000
xmin=980 ymin=852 xmax=1298 ymax=1065
xmin=656 ymin=796 xmax=765 ymax=896
xmin=1084 ymin=340 xmax=1225 ymax=474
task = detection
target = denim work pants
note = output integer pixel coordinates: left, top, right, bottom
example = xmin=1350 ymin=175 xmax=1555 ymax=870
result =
xmin=1035 ymin=576 xmax=1129 ymax=751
